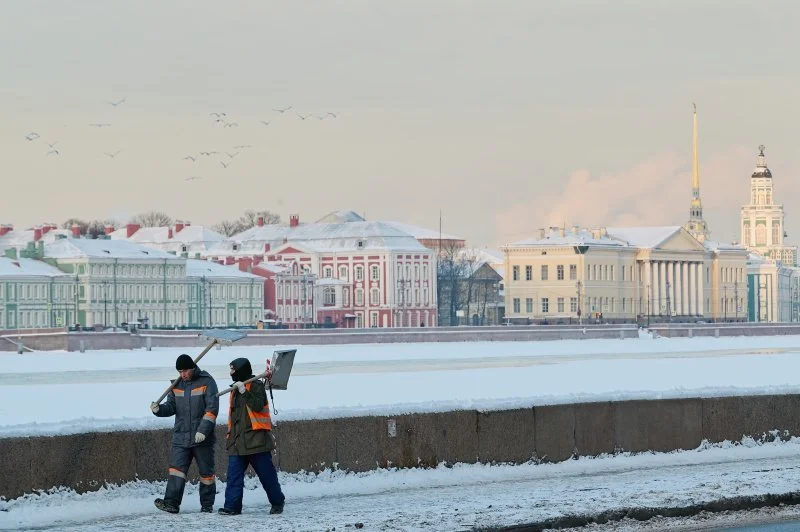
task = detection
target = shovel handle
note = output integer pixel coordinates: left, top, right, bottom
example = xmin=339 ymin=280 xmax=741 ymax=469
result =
xmin=216 ymin=371 xmax=269 ymax=397
xmin=152 ymin=338 xmax=218 ymax=405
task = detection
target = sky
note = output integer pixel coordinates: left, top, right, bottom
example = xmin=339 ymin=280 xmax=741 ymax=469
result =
xmin=2 ymin=1 xmax=799 ymax=247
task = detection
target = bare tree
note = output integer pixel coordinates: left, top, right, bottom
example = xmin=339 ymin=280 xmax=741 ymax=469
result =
xmin=86 ymin=219 xmax=119 ymax=238
xmin=60 ymin=218 xmax=88 ymax=234
xmin=212 ymin=219 xmax=241 ymax=237
xmin=436 ymin=241 xmax=468 ymax=326
xmin=130 ymin=211 xmax=173 ymax=227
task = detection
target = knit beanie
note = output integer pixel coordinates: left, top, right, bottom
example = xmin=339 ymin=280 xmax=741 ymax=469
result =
xmin=230 ymin=357 xmax=253 ymax=382
xmin=175 ymin=354 xmax=196 ymax=370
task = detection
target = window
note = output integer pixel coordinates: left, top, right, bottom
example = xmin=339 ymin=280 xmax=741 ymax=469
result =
xmin=423 ymin=265 xmax=428 ymax=279
xmin=355 ymin=289 xmax=364 ymax=306
xmin=370 ymin=312 xmax=378 ymax=327
xmin=512 ymin=265 xmax=520 ymax=281
xmin=621 ymin=266 xmax=625 ymax=281
xmin=557 ymin=297 xmax=564 ymax=312
xmin=569 ymin=264 xmax=577 ymax=280
xmin=371 ymin=265 xmax=380 ymax=281
xmin=370 ymin=288 xmax=380 ymax=305
xmin=557 ymin=265 xmax=564 ymax=280
xmin=610 ymin=265 xmax=614 ymax=281
xmin=513 ymin=298 xmax=520 ymax=313
xmin=356 ymin=267 xmax=364 ymax=281
xmin=343 ymin=288 xmax=350 ymax=307
xmin=525 ymin=265 xmax=532 ymax=281
xmin=323 ymin=287 xmax=336 ymax=306
xmin=339 ymin=266 xmax=348 ymax=280
xmin=570 ymin=297 xmax=578 ymax=312
xmin=540 ymin=265 xmax=548 ymax=281
xmin=541 ymin=298 xmax=549 ymax=313
xmin=414 ymin=265 xmax=419 ymax=279
xmin=525 ymin=298 xmax=533 ymax=313
xmin=324 ymin=267 xmax=332 ymax=278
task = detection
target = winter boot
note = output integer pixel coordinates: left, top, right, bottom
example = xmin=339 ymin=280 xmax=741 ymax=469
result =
xmin=218 ymin=507 xmax=241 ymax=515
xmin=270 ymin=502 xmax=284 ymax=515
xmin=154 ymin=498 xmax=179 ymax=514
xmin=200 ymin=506 xmax=213 ymax=513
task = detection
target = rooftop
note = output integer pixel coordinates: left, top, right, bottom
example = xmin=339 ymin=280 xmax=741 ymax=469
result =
xmin=0 ymin=257 xmax=71 ymax=278
xmin=185 ymin=259 xmax=263 ymax=279
xmin=44 ymin=239 xmax=180 ymax=260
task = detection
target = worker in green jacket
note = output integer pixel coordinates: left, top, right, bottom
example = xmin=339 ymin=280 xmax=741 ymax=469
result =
xmin=218 ymin=357 xmax=286 ymax=516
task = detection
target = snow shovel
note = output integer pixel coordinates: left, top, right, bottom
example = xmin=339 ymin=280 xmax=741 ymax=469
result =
xmin=152 ymin=329 xmax=247 ymax=405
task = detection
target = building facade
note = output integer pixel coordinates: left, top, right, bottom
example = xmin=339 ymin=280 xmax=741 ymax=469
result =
xmin=740 ymin=146 xmax=797 ymax=265
xmin=186 ymin=259 xmax=264 ymax=328
xmin=747 ymin=253 xmax=793 ymax=322
xmin=0 ymin=254 xmax=76 ymax=329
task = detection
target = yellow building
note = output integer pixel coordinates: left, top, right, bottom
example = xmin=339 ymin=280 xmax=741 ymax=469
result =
xmin=502 ymin=226 xmax=747 ymax=323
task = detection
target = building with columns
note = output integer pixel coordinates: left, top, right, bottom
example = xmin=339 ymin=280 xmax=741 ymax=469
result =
xmin=740 ymin=146 xmax=797 ymax=266
xmin=502 ymin=225 xmax=747 ymax=323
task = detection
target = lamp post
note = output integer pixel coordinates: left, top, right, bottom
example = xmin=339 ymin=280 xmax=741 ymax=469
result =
xmin=734 ymin=280 xmax=739 ymax=322
xmin=646 ymin=283 xmax=651 ymax=327
xmin=575 ymin=280 xmax=583 ymax=326
xmin=665 ymin=280 xmax=671 ymax=322
xmin=723 ymin=285 xmax=728 ymax=322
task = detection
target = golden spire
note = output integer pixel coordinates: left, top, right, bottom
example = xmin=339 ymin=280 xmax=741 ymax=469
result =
xmin=692 ymin=103 xmax=699 ymax=197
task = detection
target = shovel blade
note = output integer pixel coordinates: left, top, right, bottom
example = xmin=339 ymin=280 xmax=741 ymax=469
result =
xmin=201 ymin=329 xmax=247 ymax=345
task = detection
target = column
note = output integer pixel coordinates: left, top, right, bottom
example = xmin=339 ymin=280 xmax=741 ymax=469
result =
xmin=681 ymin=262 xmax=689 ymax=316
xmin=697 ymin=262 xmax=704 ymax=317
xmin=644 ymin=261 xmax=651 ymax=315
xmin=658 ymin=261 xmax=666 ymax=315
xmin=675 ymin=262 xmax=682 ymax=316
xmin=687 ymin=262 xmax=694 ymax=316
xmin=665 ymin=261 xmax=672 ymax=316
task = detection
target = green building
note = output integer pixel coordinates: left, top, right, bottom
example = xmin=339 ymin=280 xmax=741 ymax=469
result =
xmin=186 ymin=259 xmax=264 ymax=328
xmin=0 ymin=253 xmax=76 ymax=329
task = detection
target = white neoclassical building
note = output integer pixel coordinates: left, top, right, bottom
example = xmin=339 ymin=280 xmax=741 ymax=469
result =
xmin=740 ymin=146 xmax=797 ymax=265
xmin=502 ymin=226 xmax=747 ymax=323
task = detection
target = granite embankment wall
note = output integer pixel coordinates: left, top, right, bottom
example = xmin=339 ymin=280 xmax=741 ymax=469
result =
xmin=2 ymin=394 xmax=799 ymax=500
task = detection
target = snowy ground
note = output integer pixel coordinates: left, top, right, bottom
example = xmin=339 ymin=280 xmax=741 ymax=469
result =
xmin=3 ymin=436 xmax=800 ymax=531
xmin=3 ymin=334 xmax=800 ymax=436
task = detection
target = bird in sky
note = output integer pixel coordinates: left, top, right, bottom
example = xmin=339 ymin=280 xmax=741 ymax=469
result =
xmin=273 ymin=106 xmax=292 ymax=113
xmin=108 ymin=98 xmax=126 ymax=107
xmin=297 ymin=114 xmax=309 ymax=121
xmin=314 ymin=115 xmax=326 ymax=120
xmin=223 ymin=122 xmax=239 ymax=128
xmin=89 ymin=123 xmax=112 ymax=128
xmin=105 ymin=150 xmax=122 ymax=158
xmin=210 ymin=112 xmax=226 ymax=118
xmin=183 ymin=155 xmax=197 ymax=162
xmin=225 ymin=152 xmax=239 ymax=159
xmin=233 ymin=144 xmax=251 ymax=149
xmin=220 ymin=161 xmax=230 ymax=169
xmin=47 ymin=141 xmax=58 ymax=148
xmin=185 ymin=176 xmax=202 ymax=181
xmin=327 ymin=112 xmax=338 ymax=119
xmin=46 ymin=149 xmax=59 ymax=156
xmin=199 ymin=151 xmax=218 ymax=156
xmin=260 ymin=120 xmax=271 ymax=126
xmin=25 ymin=132 xmax=40 ymax=141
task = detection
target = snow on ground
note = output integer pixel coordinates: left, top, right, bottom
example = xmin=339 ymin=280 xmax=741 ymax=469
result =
xmin=2 ymin=436 xmax=800 ymax=531
xmin=4 ymin=335 xmax=800 ymax=436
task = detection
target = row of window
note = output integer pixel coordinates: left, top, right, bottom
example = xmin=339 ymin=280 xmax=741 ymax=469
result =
xmin=85 ymin=263 xmax=185 ymax=278
xmin=0 ymin=283 xmax=75 ymax=301
xmin=512 ymin=297 xmax=578 ymax=314
xmin=743 ymin=222 xmax=782 ymax=247
xmin=320 ymin=263 xmax=432 ymax=282
xmin=512 ymin=264 xmax=579 ymax=282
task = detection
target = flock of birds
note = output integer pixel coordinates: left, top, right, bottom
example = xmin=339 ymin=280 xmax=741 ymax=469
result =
xmin=22 ymin=99 xmax=340 ymax=183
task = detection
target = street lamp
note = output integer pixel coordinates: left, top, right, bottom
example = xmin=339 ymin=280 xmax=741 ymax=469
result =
xmin=734 ymin=280 xmax=739 ymax=322
xmin=723 ymin=285 xmax=728 ymax=322
xmin=575 ymin=281 xmax=583 ymax=326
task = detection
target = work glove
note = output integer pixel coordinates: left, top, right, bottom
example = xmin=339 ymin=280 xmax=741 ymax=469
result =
xmin=233 ymin=381 xmax=246 ymax=394
xmin=194 ymin=432 xmax=206 ymax=444
xmin=150 ymin=402 xmax=160 ymax=414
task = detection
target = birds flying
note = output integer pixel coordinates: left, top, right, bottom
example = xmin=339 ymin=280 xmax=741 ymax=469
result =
xmin=183 ymin=155 xmax=197 ymax=162
xmin=25 ymin=132 xmax=40 ymax=141
xmin=226 ymin=152 xmax=239 ymax=159
xmin=185 ymin=176 xmax=202 ymax=181
xmin=89 ymin=123 xmax=112 ymax=128
xmin=46 ymin=149 xmax=59 ymax=156
xmin=108 ymin=98 xmax=126 ymax=107
xmin=233 ymin=144 xmax=251 ymax=149
xmin=220 ymin=161 xmax=229 ymax=169
xmin=105 ymin=150 xmax=122 ymax=158
xmin=273 ymin=106 xmax=292 ymax=113
xmin=260 ymin=120 xmax=271 ymax=126
xmin=47 ymin=141 xmax=58 ymax=148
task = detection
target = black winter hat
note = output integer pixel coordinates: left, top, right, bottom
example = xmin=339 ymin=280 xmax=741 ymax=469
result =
xmin=230 ymin=357 xmax=253 ymax=382
xmin=176 ymin=354 xmax=196 ymax=371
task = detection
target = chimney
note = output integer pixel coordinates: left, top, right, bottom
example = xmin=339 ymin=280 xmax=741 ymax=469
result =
xmin=126 ymin=223 xmax=140 ymax=238
xmin=175 ymin=220 xmax=184 ymax=233
xmin=252 ymin=256 xmax=263 ymax=266
xmin=104 ymin=224 xmax=114 ymax=235
xmin=264 ymin=243 xmax=270 ymax=253
xmin=33 ymin=226 xmax=42 ymax=242
xmin=238 ymin=258 xmax=252 ymax=272
xmin=0 ymin=224 xmax=12 ymax=236
xmin=289 ymin=214 xmax=299 ymax=228
xmin=42 ymin=224 xmax=51 ymax=235
xmin=184 ymin=221 xmax=191 ymax=227
xmin=225 ymin=256 xmax=235 ymax=265
xmin=168 ymin=228 xmax=173 ymax=239
xmin=71 ymin=223 xmax=81 ymax=238
xmin=257 ymin=215 xmax=264 ymax=227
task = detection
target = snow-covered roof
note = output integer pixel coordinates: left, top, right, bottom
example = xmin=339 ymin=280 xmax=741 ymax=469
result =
xmin=185 ymin=259 xmax=263 ymax=280
xmin=509 ymin=229 xmax=626 ymax=248
xmin=232 ymin=221 xmax=427 ymax=252
xmin=0 ymin=229 xmax=72 ymax=249
xmin=110 ymin=225 xmax=224 ymax=244
xmin=704 ymin=240 xmax=747 ymax=253
xmin=605 ymin=226 xmax=683 ymax=248
xmin=316 ymin=278 xmax=349 ymax=286
xmin=44 ymin=239 xmax=179 ymax=260
xmin=0 ymin=257 xmax=71 ymax=278
xmin=382 ymin=221 xmax=463 ymax=242
xmin=315 ymin=210 xmax=366 ymax=224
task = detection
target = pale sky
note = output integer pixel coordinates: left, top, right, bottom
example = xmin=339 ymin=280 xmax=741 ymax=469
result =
xmin=2 ymin=1 xmax=799 ymax=247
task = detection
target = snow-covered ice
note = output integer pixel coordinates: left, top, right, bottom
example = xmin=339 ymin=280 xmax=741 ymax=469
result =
xmin=3 ymin=335 xmax=800 ymax=436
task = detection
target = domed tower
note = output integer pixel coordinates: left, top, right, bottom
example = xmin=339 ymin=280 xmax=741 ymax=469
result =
xmin=740 ymin=145 xmax=796 ymax=265
xmin=684 ymin=104 xmax=710 ymax=243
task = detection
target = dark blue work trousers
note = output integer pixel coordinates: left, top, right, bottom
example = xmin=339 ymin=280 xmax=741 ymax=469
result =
xmin=224 ymin=452 xmax=285 ymax=512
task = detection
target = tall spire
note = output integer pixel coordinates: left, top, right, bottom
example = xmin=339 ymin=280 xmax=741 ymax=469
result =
xmin=684 ymin=102 xmax=710 ymax=243
xmin=692 ymin=103 xmax=699 ymax=197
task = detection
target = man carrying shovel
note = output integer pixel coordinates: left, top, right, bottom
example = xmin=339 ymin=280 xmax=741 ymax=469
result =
xmin=150 ymin=353 xmax=219 ymax=514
